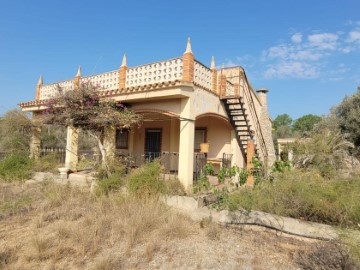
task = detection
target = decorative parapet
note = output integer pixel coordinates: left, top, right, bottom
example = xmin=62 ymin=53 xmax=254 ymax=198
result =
xmin=35 ymin=58 xmax=218 ymax=101
xmin=39 ymin=80 xmax=73 ymax=100
xmin=126 ymin=58 xmax=183 ymax=88
xmin=39 ymin=70 xmax=120 ymax=100
xmin=82 ymin=70 xmax=119 ymax=91
xmin=193 ymin=61 xmax=212 ymax=91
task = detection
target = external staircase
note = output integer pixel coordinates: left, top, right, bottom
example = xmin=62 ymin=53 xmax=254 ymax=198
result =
xmin=221 ymin=96 xmax=259 ymax=158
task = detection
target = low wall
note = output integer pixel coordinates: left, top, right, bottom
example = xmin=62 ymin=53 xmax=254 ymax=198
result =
xmin=163 ymin=195 xmax=339 ymax=241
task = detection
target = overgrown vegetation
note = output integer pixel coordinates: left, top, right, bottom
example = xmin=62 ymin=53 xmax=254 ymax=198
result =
xmin=226 ymin=170 xmax=360 ymax=227
xmin=0 ymin=154 xmax=33 ymax=182
xmin=0 ymin=109 xmax=32 ymax=154
xmin=1 ymin=180 xmax=334 ymax=269
xmin=295 ymin=241 xmax=359 ymax=270
xmin=335 ymin=86 xmax=360 ymax=157
xmin=0 ymin=152 xmax=64 ymax=182
xmin=33 ymin=153 xmax=63 ymax=173
xmin=127 ymin=161 xmax=165 ymax=196
xmin=0 ymin=180 xmax=193 ymax=269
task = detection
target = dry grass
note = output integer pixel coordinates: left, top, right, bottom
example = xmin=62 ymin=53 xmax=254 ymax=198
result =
xmin=0 ymin=181 xmax=193 ymax=269
xmin=1 ymin=181 xmax=357 ymax=269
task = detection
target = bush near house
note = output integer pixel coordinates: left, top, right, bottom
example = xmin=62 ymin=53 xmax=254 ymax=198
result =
xmin=0 ymin=153 xmax=64 ymax=182
xmin=0 ymin=154 xmax=33 ymax=182
xmin=127 ymin=161 xmax=166 ymax=196
xmin=226 ymin=169 xmax=360 ymax=228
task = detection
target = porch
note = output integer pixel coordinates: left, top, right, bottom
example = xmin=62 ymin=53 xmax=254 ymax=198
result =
xmin=115 ymin=151 xmax=233 ymax=181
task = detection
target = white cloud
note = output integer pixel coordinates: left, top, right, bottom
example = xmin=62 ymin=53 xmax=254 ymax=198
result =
xmin=264 ymin=61 xmax=319 ymax=79
xmin=347 ymin=30 xmax=360 ymax=43
xmin=227 ymin=24 xmax=360 ymax=80
xmin=291 ymin=33 xmax=303 ymax=43
xmin=308 ymin=33 xmax=339 ymax=50
xmin=340 ymin=46 xmax=353 ymax=53
xmin=289 ymin=50 xmax=323 ymax=61
xmin=267 ymin=45 xmax=291 ymax=59
xmin=264 ymin=44 xmax=323 ymax=61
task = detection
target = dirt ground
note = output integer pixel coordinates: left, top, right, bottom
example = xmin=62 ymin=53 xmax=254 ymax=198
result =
xmin=0 ymin=182 xmax=350 ymax=270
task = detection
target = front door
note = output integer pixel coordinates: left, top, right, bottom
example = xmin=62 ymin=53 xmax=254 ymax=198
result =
xmin=145 ymin=129 xmax=162 ymax=160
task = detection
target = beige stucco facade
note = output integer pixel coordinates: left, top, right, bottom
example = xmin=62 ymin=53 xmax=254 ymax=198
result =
xmin=20 ymin=39 xmax=276 ymax=189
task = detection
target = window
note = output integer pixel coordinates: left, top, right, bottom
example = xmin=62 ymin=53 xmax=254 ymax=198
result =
xmin=194 ymin=128 xmax=206 ymax=150
xmin=116 ymin=129 xmax=129 ymax=149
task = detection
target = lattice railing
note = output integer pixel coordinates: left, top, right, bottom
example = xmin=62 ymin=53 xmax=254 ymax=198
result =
xmin=82 ymin=70 xmax=119 ymax=91
xmin=126 ymin=57 xmax=183 ymax=88
xmin=39 ymin=80 xmax=73 ymax=100
xmin=194 ymin=61 xmax=212 ymax=90
xmin=38 ymin=57 xmax=218 ymax=100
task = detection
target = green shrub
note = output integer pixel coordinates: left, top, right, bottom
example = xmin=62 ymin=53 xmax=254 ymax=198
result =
xmin=0 ymin=154 xmax=33 ymax=182
xmin=193 ymin=175 xmax=210 ymax=194
xmin=94 ymin=158 xmax=126 ymax=196
xmin=95 ymin=171 xmax=124 ymax=196
xmin=127 ymin=161 xmax=165 ymax=196
xmin=226 ymin=169 xmax=360 ymax=227
xmin=272 ymin=160 xmax=291 ymax=173
xmin=164 ymin=177 xmax=185 ymax=196
xmin=33 ymin=153 xmax=61 ymax=173
xmin=218 ymin=165 xmax=237 ymax=184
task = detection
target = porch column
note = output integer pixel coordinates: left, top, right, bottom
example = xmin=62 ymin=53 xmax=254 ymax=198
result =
xmin=169 ymin=119 xmax=178 ymax=171
xmin=103 ymin=126 xmax=116 ymax=162
xmin=65 ymin=126 xmax=79 ymax=170
xmin=178 ymin=97 xmax=195 ymax=190
xmin=29 ymin=126 xmax=41 ymax=159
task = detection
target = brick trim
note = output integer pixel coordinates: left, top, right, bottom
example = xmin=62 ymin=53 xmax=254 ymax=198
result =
xmin=182 ymin=53 xmax=194 ymax=83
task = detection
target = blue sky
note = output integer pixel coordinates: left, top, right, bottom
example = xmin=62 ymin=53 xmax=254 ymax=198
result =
xmin=0 ymin=0 xmax=359 ymax=119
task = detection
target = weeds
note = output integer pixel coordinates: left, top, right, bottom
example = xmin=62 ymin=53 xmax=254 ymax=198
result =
xmin=226 ymin=170 xmax=360 ymax=227
xmin=127 ymin=161 xmax=165 ymax=196
xmin=0 ymin=154 xmax=33 ymax=182
xmin=1 ymin=180 xmax=357 ymax=269
xmin=193 ymin=176 xmax=210 ymax=194
xmin=33 ymin=153 xmax=62 ymax=173
xmin=164 ymin=177 xmax=185 ymax=196
xmin=295 ymin=240 xmax=359 ymax=270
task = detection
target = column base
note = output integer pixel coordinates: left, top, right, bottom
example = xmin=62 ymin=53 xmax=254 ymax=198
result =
xmin=58 ymin=167 xmax=70 ymax=179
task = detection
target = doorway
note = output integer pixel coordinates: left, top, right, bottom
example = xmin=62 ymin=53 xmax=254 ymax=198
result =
xmin=145 ymin=129 xmax=162 ymax=160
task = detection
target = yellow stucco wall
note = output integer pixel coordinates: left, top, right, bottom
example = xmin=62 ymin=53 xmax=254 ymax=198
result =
xmin=195 ymin=116 xmax=231 ymax=159
xmin=192 ymin=87 xmax=228 ymax=118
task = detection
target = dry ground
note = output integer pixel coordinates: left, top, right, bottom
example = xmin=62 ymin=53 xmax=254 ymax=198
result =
xmin=0 ymin=181 xmax=350 ymax=270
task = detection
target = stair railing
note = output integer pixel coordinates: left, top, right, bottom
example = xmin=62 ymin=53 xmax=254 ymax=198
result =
xmin=240 ymin=82 xmax=268 ymax=160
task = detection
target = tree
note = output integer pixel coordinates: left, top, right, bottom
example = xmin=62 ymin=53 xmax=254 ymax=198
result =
xmin=272 ymin=114 xmax=294 ymax=157
xmin=0 ymin=109 xmax=32 ymax=153
xmin=335 ymin=87 xmax=360 ymax=154
xmin=292 ymin=128 xmax=356 ymax=178
xmin=293 ymin=114 xmax=321 ymax=136
xmin=40 ymin=82 xmax=141 ymax=171
xmin=272 ymin=114 xmax=293 ymax=131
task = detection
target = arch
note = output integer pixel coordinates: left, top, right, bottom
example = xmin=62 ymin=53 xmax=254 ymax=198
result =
xmin=195 ymin=112 xmax=232 ymax=129
xmin=133 ymin=108 xmax=179 ymax=118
